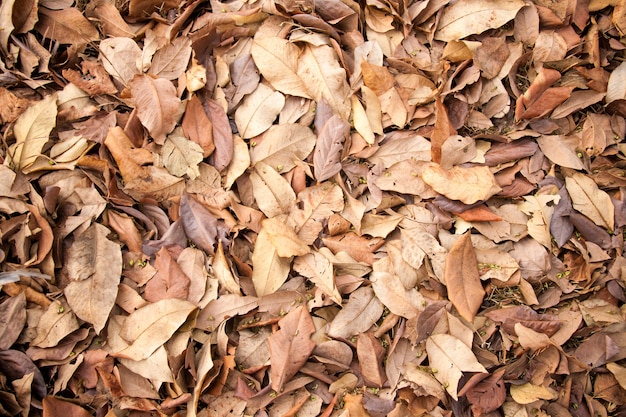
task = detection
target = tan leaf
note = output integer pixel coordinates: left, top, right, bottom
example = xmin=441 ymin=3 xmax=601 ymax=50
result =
xmin=98 ymin=37 xmax=142 ymax=85
xmin=606 ymin=61 xmax=626 ymax=104
xmin=518 ymin=194 xmax=559 ymax=249
xmin=533 ymin=31 xmax=568 ymax=62
xmin=252 ymin=222 xmax=292 ymax=297
xmin=235 ymin=83 xmax=285 ymax=139
xmin=357 ymin=332 xmax=387 ymax=387
xmin=360 ymin=212 xmax=403 ymax=238
xmin=196 ymin=294 xmax=258 ymax=331
xmin=148 ymin=36 xmax=192 ymax=80
xmin=113 ymin=298 xmax=197 ymax=361
xmin=250 ymin=124 xmax=316 ymax=172
xmin=85 ymin=0 xmax=134 ymax=38
xmin=371 ymin=257 xmax=425 ymax=319
xmin=299 ymin=44 xmax=351 ymax=119
xmin=322 ymin=232 xmax=384 ymax=265
xmin=313 ymin=114 xmax=350 ymax=183
xmin=36 ymin=7 xmax=99 ymax=46
xmin=445 ymin=232 xmax=485 ymax=322
xmin=293 ymin=251 xmax=341 ymax=304
xmin=7 ymin=93 xmax=57 ymax=171
xmin=509 ymin=383 xmax=556 ymax=404
xmin=262 ymin=217 xmax=310 ymax=258
xmin=268 ymin=306 xmax=316 ymax=391
xmin=565 ymin=172 xmax=615 ymax=230
xmin=250 ymin=161 xmax=296 ymax=218
xmin=425 ymin=334 xmax=487 ymax=400
xmin=144 ymin=247 xmax=191 ymax=303
xmin=160 ymin=130 xmax=204 ymax=179
xmin=368 ymin=135 xmax=431 ymax=167
xmin=435 ymin=0 xmax=526 ymax=41
xmin=213 ymin=240 xmax=241 ymax=295
xmin=224 ymin=135 xmax=250 ymax=189
xmin=64 ymin=223 xmax=122 ymax=334
xmin=351 ymin=94 xmax=375 ymax=145
xmin=327 ymin=287 xmax=384 ymax=339
xmin=536 ymin=135 xmax=586 ymax=170
xmin=32 ymin=300 xmax=79 ymax=348
xmin=422 ymin=164 xmax=501 ymax=204
xmin=606 ymin=362 xmax=626 ymax=391
xmin=250 ymin=37 xmax=310 ymax=99
xmin=189 ymin=342 xmax=214 ymax=416
xmin=129 ymin=74 xmax=182 ymax=145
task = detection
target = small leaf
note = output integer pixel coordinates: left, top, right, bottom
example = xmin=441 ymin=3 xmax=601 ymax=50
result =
xmin=444 ymin=232 xmax=485 ymax=322
xmin=268 ymin=306 xmax=316 ymax=391
xmin=425 ymin=334 xmax=487 ymax=400
xmin=64 ymin=223 xmax=122 ymax=334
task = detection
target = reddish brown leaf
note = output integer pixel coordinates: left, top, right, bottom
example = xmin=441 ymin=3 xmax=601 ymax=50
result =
xmin=43 ymin=396 xmax=92 ymax=417
xmin=144 ymin=247 xmax=191 ymax=302
xmin=484 ymin=305 xmax=562 ymax=336
xmin=444 ymin=232 xmax=485 ymax=322
xmin=357 ymin=332 xmax=387 ymax=388
xmin=182 ymin=95 xmax=215 ymax=158
xmin=268 ymin=306 xmax=316 ymax=391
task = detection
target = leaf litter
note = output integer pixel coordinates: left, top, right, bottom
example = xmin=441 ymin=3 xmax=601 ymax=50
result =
xmin=0 ymin=0 xmax=625 ymax=416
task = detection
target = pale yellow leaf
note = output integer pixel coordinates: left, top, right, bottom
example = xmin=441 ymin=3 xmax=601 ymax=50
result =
xmin=510 ymin=383 xmax=556 ymax=404
xmin=351 ymin=95 xmax=375 ymax=144
xmin=251 ymin=224 xmax=292 ymax=297
xmin=565 ymin=172 xmax=614 ymax=230
xmin=235 ymin=83 xmax=285 ymax=139
xmin=422 ymin=164 xmax=501 ymax=205
xmin=8 ymin=93 xmax=57 ymax=171
xmin=262 ymin=216 xmax=310 ymax=258
xmin=426 ymin=334 xmax=487 ymax=400
xmin=435 ymin=0 xmax=526 ymax=41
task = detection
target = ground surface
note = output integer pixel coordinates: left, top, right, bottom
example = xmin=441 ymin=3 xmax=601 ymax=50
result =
xmin=0 ymin=0 xmax=626 ymax=416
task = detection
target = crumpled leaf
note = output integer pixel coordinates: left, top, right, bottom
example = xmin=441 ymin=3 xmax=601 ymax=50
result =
xmin=444 ymin=232 xmax=485 ymax=322
xmin=7 ymin=93 xmax=57 ymax=171
xmin=426 ymin=334 xmax=487 ymax=400
xmin=268 ymin=306 xmax=316 ymax=391
xmin=422 ymin=164 xmax=501 ymax=204
xmin=112 ymin=298 xmax=197 ymax=361
xmin=64 ymin=223 xmax=122 ymax=334
xmin=435 ymin=0 xmax=526 ymax=41
xmin=144 ymin=247 xmax=191 ymax=303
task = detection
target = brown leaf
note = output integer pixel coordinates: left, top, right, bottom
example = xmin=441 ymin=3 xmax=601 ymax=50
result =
xmin=268 ymin=306 xmax=316 ymax=391
xmin=444 ymin=232 xmax=485 ymax=322
xmin=565 ymin=172 xmax=615 ymax=230
xmin=463 ymin=369 xmax=507 ymax=415
xmin=182 ymin=95 xmax=215 ymax=158
xmin=431 ymin=97 xmax=457 ymax=165
xmin=180 ymin=193 xmax=225 ymax=255
xmin=64 ymin=223 xmax=122 ymax=334
xmin=43 ymin=396 xmax=92 ymax=417
xmin=357 ymin=332 xmax=387 ymax=388
xmin=250 ymin=123 xmax=316 ymax=172
xmin=129 ymin=74 xmax=182 ymax=144
xmin=99 ymin=37 xmax=142 ymax=85
xmin=35 ymin=8 xmax=99 ymax=47
xmin=107 ymin=210 xmax=143 ymax=253
xmin=485 ymin=305 xmax=562 ymax=336
xmin=144 ymin=247 xmax=191 ymax=302
xmin=0 ymin=292 xmax=26 ymax=350
xmin=62 ymin=61 xmax=118 ymax=95
xmin=148 ymin=36 xmax=192 ymax=80
xmin=322 ymin=232 xmax=384 ymax=265
xmin=313 ymin=114 xmax=350 ymax=182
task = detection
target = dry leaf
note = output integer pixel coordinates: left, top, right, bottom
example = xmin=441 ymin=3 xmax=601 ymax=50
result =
xmin=7 ymin=93 xmax=57 ymax=171
xmin=98 ymin=37 xmax=142 ymax=85
xmin=252 ymin=222 xmax=292 ymax=297
xmin=268 ymin=306 xmax=316 ymax=391
xmin=148 ymin=36 xmax=192 ymax=80
xmin=422 ymin=164 xmax=501 ymax=205
xmin=235 ymin=83 xmax=285 ymax=139
xmin=327 ymin=287 xmax=384 ymax=339
xmin=250 ymin=124 xmax=316 ymax=172
xmin=565 ymin=172 xmax=615 ymax=230
xmin=64 ymin=223 xmax=122 ymax=334
xmin=250 ymin=161 xmax=296 ymax=218
xmin=435 ymin=0 xmax=526 ymax=41
xmin=444 ymin=232 xmax=485 ymax=322
xmin=425 ymin=334 xmax=487 ymax=400
xmin=313 ymin=115 xmax=350 ymax=182
xmin=113 ymin=298 xmax=197 ymax=361
xmin=293 ymin=252 xmax=341 ymax=304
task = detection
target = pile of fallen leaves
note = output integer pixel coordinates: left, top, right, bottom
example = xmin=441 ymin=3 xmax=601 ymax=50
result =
xmin=0 ymin=0 xmax=625 ymax=415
